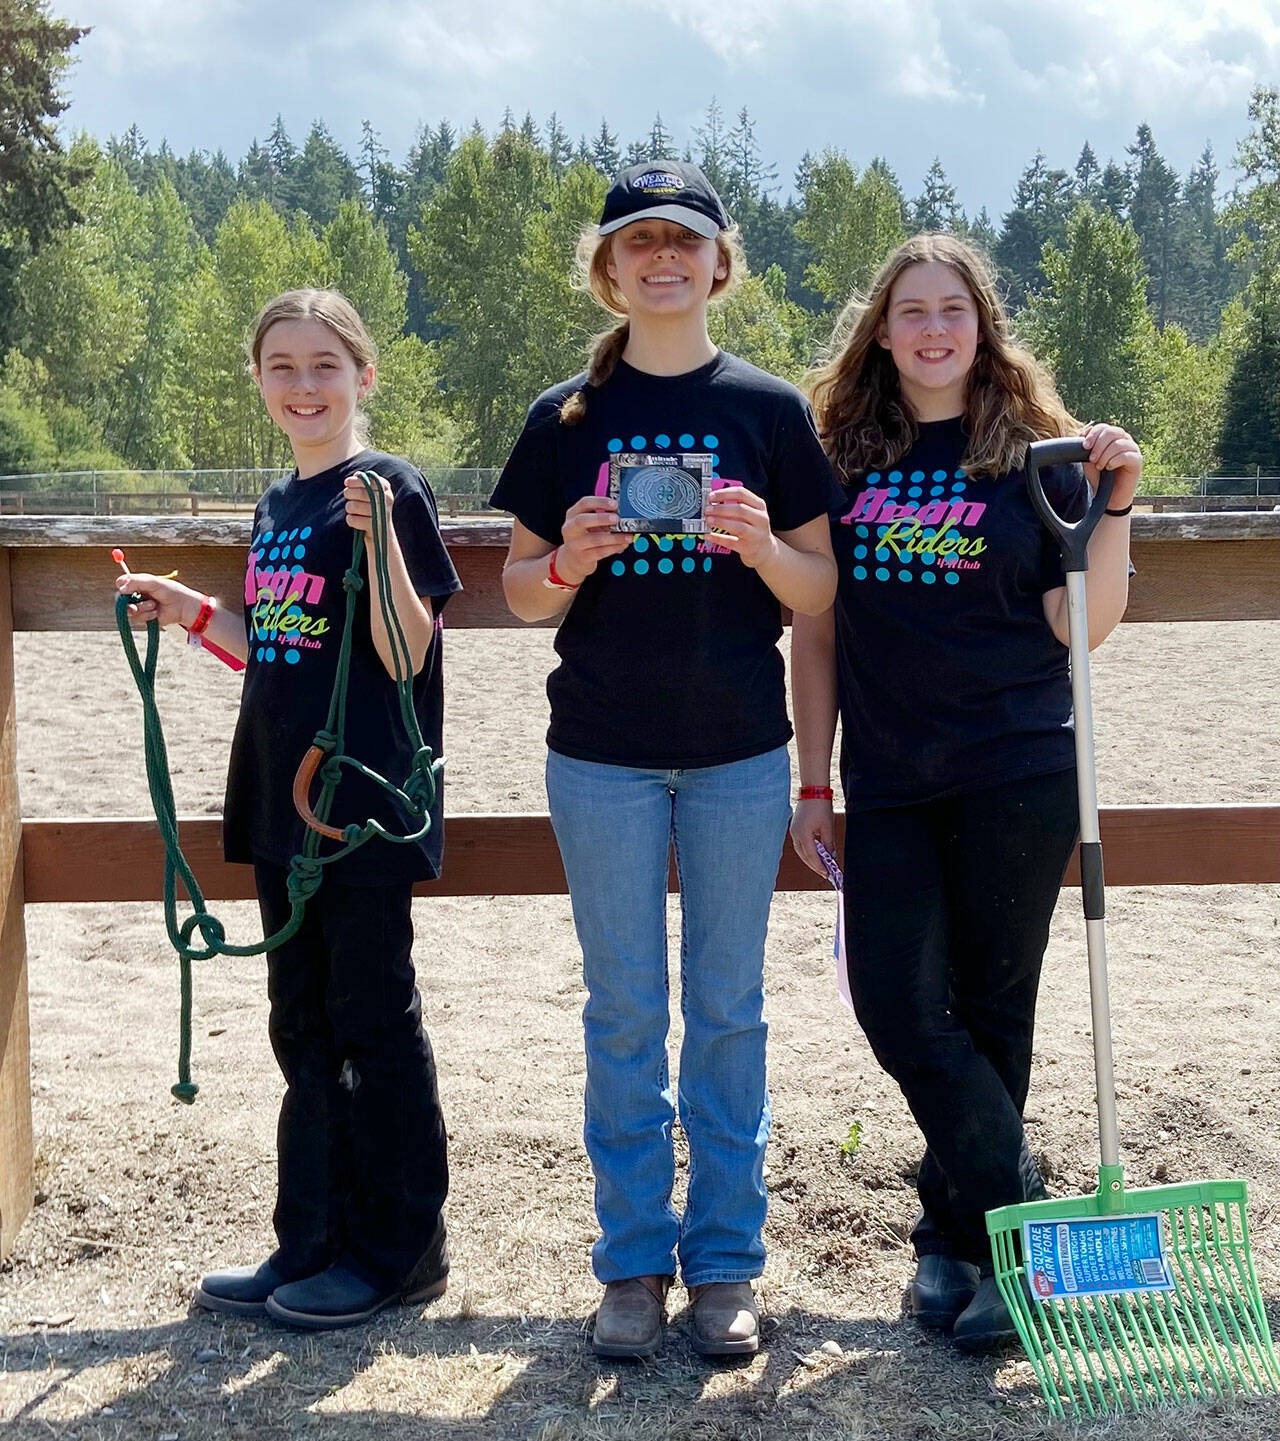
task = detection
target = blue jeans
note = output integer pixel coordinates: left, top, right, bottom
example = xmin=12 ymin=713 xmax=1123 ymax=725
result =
xmin=546 ymin=745 xmax=791 ymax=1286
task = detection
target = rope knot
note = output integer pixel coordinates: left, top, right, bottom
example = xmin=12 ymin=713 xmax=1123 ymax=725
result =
xmin=312 ymin=729 xmax=339 ymax=752
xmin=343 ymin=567 xmax=365 ymax=593
xmin=404 ymin=746 xmax=441 ymax=809
xmin=178 ymin=912 xmax=226 ymax=958
xmin=287 ymin=856 xmax=325 ymax=904
xmin=171 ymin=1081 xmax=199 ymax=1104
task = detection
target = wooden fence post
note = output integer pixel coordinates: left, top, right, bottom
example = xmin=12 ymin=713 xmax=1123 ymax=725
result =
xmin=0 ymin=549 xmax=33 ymax=1260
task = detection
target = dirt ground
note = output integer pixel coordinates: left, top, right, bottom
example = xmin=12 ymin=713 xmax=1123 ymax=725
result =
xmin=1 ymin=620 xmax=1278 ymax=1441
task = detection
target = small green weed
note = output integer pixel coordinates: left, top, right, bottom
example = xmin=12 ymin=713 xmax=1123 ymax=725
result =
xmin=839 ymin=1120 xmax=863 ymax=1157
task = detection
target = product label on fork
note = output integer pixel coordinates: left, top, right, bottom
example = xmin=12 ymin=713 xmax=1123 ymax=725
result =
xmin=1023 ymin=1213 xmax=1175 ymax=1301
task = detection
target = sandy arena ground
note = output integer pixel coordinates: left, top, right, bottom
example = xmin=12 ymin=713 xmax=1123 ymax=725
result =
xmin=1 ymin=619 xmax=1277 ymax=1440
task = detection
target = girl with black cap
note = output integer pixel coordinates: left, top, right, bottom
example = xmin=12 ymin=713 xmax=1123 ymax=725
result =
xmin=491 ymin=161 xmax=840 ymax=1359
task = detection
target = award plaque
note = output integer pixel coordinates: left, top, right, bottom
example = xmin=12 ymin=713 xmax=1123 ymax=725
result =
xmin=609 ymin=452 xmax=713 ymax=533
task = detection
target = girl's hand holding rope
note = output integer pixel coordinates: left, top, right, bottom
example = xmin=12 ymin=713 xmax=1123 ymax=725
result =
xmin=343 ymin=470 xmax=395 ymax=533
xmin=115 ymin=572 xmax=205 ymax=629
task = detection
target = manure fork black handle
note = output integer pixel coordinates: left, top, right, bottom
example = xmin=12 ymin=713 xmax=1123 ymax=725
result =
xmin=1025 ymin=438 xmax=1117 ymax=572
xmin=1024 ymin=439 xmax=1123 ymax=1183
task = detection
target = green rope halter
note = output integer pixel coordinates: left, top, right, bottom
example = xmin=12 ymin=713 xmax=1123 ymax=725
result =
xmin=116 ymin=471 xmax=443 ymax=1104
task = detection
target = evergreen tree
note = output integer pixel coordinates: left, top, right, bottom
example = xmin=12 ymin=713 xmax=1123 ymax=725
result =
xmin=1074 ymin=143 xmax=1101 ymax=204
xmin=995 ymin=151 xmax=1074 ymax=309
xmin=1217 ymin=87 xmax=1280 ymax=470
xmin=290 ymin=121 xmax=361 ymax=229
xmin=1217 ymin=277 xmax=1280 ymax=470
xmin=519 ymin=111 xmax=539 ymax=147
xmin=1126 ymin=123 xmax=1179 ymax=326
xmin=965 ymin=206 xmax=998 ymax=256
xmin=238 ymin=139 xmax=277 ymax=208
xmin=105 ymin=124 xmax=148 ymax=187
xmin=724 ymin=106 xmax=777 ymax=214
xmin=174 ymin=148 xmax=237 ymax=243
xmin=266 ymin=114 xmax=297 ymax=185
xmin=695 ymin=97 xmax=728 ymax=191
xmin=0 ymin=0 xmax=90 ymax=348
xmin=647 ymin=112 xmax=676 ymax=159
xmin=1020 ymin=203 xmax=1155 ymax=437
xmin=1098 ymin=160 xmax=1130 ymax=219
xmin=1169 ymin=144 xmax=1231 ymax=342
xmin=393 ymin=122 xmax=456 ymax=338
xmin=623 ymin=139 xmax=647 ymax=166
xmin=740 ymin=194 xmax=822 ymax=310
xmin=911 ymin=157 xmax=961 ymax=233
xmin=545 ymin=112 xmax=572 ymax=176
xmin=360 ymin=119 xmax=392 ymax=220
xmin=591 ymin=120 xmax=621 ymax=177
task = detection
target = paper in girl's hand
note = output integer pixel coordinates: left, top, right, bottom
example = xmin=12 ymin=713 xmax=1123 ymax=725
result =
xmin=813 ymin=839 xmax=854 ymax=1013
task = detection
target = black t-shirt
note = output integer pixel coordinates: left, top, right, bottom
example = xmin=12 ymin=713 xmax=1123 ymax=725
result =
xmin=490 ymin=352 xmax=843 ymax=769
xmin=830 ymin=417 xmax=1088 ymax=810
xmin=224 ymin=450 xmax=462 ymax=883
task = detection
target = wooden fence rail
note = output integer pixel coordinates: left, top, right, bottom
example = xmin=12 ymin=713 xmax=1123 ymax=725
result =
xmin=0 ymin=512 xmax=1278 ymax=1259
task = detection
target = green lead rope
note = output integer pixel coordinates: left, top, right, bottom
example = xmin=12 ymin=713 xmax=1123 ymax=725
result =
xmin=116 ymin=471 xmax=443 ymax=1103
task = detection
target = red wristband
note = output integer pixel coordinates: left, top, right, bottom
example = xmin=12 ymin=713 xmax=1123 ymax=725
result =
xmin=798 ymin=785 xmax=834 ymax=801
xmin=186 ymin=595 xmax=215 ymax=636
xmin=544 ymin=547 xmax=580 ymax=591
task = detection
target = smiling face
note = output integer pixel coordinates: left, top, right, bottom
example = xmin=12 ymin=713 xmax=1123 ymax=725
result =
xmin=604 ymin=217 xmax=728 ymax=321
xmin=877 ymin=261 xmax=981 ymax=421
xmin=253 ymin=317 xmax=374 ymax=473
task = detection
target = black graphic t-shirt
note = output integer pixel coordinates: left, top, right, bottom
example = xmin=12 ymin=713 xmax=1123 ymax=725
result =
xmin=490 ymin=352 xmax=842 ymax=769
xmin=223 ymin=450 xmax=462 ymax=884
xmin=830 ymin=417 xmax=1088 ymax=810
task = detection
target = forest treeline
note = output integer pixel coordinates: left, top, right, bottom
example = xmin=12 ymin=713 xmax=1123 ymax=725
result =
xmin=3 ymin=1 xmax=1279 ymax=483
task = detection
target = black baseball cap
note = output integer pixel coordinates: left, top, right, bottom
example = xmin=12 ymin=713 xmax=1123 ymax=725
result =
xmin=598 ymin=161 xmax=730 ymax=240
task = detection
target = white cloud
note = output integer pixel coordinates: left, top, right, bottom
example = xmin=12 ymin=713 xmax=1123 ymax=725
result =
xmin=61 ymin=0 xmax=1280 ymax=214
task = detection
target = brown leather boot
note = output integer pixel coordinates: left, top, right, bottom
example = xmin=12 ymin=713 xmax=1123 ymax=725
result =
xmin=592 ymin=1275 xmax=671 ymax=1358
xmin=688 ymin=1281 xmax=760 ymax=1356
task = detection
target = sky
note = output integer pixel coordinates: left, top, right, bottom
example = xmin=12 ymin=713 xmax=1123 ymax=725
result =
xmin=58 ymin=0 xmax=1280 ymax=218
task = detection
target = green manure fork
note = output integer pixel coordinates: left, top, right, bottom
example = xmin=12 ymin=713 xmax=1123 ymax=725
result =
xmin=984 ymin=439 xmax=1280 ymax=1419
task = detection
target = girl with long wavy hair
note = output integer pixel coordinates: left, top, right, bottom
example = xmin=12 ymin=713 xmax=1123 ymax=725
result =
xmin=792 ymin=234 xmax=1141 ymax=1350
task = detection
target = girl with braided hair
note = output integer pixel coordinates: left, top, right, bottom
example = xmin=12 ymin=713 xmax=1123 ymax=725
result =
xmin=492 ymin=162 xmax=840 ymax=1359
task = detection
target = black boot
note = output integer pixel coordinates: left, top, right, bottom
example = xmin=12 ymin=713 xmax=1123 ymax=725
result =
xmin=908 ymin=1254 xmax=981 ymax=1329
xmin=951 ymin=1273 xmax=1023 ymax=1353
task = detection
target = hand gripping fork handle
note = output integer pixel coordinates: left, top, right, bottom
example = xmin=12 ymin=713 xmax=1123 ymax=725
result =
xmin=981 ymin=440 xmax=1280 ymax=1418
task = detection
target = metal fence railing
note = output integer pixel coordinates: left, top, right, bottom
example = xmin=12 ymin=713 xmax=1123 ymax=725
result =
xmin=0 ymin=468 xmax=1276 ymax=516
xmin=0 ymin=468 xmax=504 ymax=517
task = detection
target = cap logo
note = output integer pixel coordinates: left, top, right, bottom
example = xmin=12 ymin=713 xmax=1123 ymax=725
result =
xmin=631 ymin=170 xmax=686 ymax=195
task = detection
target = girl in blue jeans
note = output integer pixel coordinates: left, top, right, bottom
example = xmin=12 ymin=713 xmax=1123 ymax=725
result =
xmin=491 ymin=161 xmax=839 ymax=1357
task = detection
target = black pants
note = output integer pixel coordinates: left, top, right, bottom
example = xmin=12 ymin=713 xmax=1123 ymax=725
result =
xmin=255 ymin=860 xmax=449 ymax=1288
xmin=842 ymin=769 xmax=1078 ymax=1266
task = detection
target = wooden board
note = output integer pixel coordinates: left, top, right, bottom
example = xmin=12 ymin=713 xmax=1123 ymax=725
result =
xmin=4 ymin=516 xmax=1279 ymax=630
xmin=0 ymin=552 xmax=33 ymax=1260
xmin=20 ymin=804 xmax=1280 ymax=904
